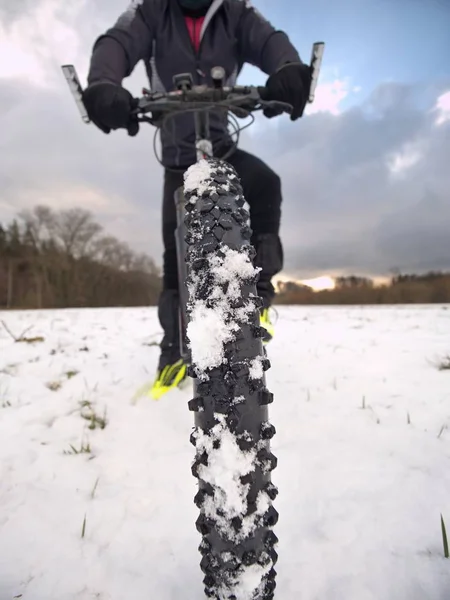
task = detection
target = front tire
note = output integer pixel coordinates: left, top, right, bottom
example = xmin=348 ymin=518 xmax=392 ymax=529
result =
xmin=184 ymin=158 xmax=278 ymax=600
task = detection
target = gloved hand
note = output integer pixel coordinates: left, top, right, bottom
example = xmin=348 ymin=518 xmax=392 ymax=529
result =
xmin=263 ymin=62 xmax=311 ymax=121
xmin=83 ymin=82 xmax=139 ymax=136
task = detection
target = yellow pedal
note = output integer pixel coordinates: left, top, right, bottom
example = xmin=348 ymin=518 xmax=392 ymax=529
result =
xmin=260 ymin=308 xmax=275 ymax=342
xmin=132 ymin=360 xmax=188 ymax=403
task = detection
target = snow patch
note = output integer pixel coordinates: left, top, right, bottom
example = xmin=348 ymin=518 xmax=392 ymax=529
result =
xmin=227 ymin=562 xmax=272 ymax=600
xmin=187 ymin=247 xmax=259 ymax=374
xmin=1 ymin=306 xmax=450 ymax=598
xmin=195 ymin=415 xmax=270 ymax=545
xmin=186 ymin=301 xmax=237 ymax=371
xmin=197 ymin=415 xmax=255 ymax=520
xmin=183 ymin=159 xmax=214 ymax=195
xmin=209 ymin=249 xmax=256 ymax=286
xmin=249 ymin=357 xmax=264 ymax=380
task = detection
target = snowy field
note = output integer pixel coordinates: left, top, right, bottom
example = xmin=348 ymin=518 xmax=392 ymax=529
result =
xmin=0 ymin=305 xmax=449 ymax=600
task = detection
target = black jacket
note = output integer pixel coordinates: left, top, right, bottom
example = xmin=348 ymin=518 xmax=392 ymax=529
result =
xmin=87 ymin=0 xmax=301 ymax=167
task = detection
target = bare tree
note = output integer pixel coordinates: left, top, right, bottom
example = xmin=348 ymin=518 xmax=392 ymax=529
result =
xmin=18 ymin=205 xmax=55 ymax=251
xmin=0 ymin=205 xmax=162 ymax=309
xmin=52 ymin=208 xmax=102 ymax=258
xmin=92 ymin=235 xmax=134 ymax=270
xmin=335 ymin=275 xmax=374 ymax=289
xmin=131 ymin=252 xmax=159 ymax=275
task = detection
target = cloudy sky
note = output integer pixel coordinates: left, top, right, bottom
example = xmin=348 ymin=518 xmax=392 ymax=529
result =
xmin=1 ymin=0 xmax=450 ymax=283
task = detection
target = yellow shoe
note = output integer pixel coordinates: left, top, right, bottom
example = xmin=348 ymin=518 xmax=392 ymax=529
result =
xmin=260 ymin=307 xmax=275 ymax=343
xmin=149 ymin=359 xmax=188 ymax=400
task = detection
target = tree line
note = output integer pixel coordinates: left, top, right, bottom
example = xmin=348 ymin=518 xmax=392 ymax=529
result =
xmin=1 ymin=205 xmax=449 ymax=309
xmin=275 ymin=272 xmax=450 ymax=305
xmin=0 ymin=205 xmax=161 ymax=309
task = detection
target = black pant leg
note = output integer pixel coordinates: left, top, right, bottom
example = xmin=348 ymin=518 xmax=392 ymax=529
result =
xmin=162 ymin=168 xmax=185 ymax=290
xmin=227 ymin=149 xmax=284 ymax=306
xmin=158 ymin=151 xmax=283 ymax=365
xmin=158 ymin=169 xmax=184 ymax=368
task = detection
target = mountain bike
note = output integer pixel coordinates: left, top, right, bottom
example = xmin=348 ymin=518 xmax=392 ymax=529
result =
xmin=62 ymin=41 xmax=324 ymax=600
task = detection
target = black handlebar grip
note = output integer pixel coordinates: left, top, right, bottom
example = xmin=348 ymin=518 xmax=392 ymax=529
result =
xmin=257 ymin=86 xmax=269 ymax=101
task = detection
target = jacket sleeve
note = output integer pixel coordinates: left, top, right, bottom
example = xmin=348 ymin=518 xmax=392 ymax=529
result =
xmin=236 ymin=2 xmax=301 ymax=75
xmin=87 ymin=2 xmax=154 ymax=86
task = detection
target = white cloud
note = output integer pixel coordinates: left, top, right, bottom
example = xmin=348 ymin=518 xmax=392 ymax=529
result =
xmin=0 ymin=0 xmax=88 ymax=88
xmin=1 ymin=2 xmax=450 ymax=278
xmin=299 ymin=275 xmax=336 ymax=291
xmin=305 ymin=79 xmax=351 ymax=116
xmin=2 ymin=181 xmax=135 ymax=216
xmin=41 ymin=183 xmax=136 ymax=213
xmin=388 ymin=142 xmax=423 ymax=176
xmin=0 ymin=38 xmax=44 ymax=83
xmin=434 ymin=90 xmax=450 ymax=126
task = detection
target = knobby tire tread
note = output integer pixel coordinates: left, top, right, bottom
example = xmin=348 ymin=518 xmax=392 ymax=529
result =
xmin=184 ymin=158 xmax=278 ymax=600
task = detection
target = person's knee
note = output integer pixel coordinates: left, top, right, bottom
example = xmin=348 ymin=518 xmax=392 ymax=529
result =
xmin=266 ymin=168 xmax=282 ymax=197
xmin=254 ymin=233 xmax=284 ymax=278
xmin=258 ymin=166 xmax=281 ymax=205
xmin=248 ymin=165 xmax=282 ymax=234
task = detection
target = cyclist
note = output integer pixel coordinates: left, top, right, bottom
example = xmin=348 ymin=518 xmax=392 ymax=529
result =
xmin=83 ymin=0 xmax=311 ymax=399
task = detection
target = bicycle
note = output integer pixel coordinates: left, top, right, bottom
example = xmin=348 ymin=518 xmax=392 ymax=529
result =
xmin=62 ymin=41 xmax=324 ymax=599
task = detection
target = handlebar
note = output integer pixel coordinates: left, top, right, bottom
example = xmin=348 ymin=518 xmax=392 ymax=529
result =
xmin=61 ymin=42 xmax=325 ymax=127
xmin=132 ymin=83 xmax=293 ymax=123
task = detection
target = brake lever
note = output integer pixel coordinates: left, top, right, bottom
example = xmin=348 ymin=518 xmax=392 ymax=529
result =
xmin=260 ymin=99 xmax=293 ymax=114
xmin=137 ymin=115 xmax=155 ymax=124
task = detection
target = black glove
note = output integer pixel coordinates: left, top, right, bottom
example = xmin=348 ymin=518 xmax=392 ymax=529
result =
xmin=264 ymin=62 xmax=311 ymax=121
xmin=83 ymin=82 xmax=139 ymax=136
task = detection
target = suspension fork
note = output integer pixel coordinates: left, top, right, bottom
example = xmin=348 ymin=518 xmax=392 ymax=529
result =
xmin=194 ymin=111 xmax=213 ymax=160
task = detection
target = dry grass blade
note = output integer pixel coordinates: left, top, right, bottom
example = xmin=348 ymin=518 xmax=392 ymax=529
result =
xmin=1 ymin=320 xmax=44 ymax=344
xmin=91 ymin=477 xmax=100 ymax=499
xmin=81 ymin=514 xmax=87 ymax=539
xmin=437 ymin=355 xmax=450 ymax=371
xmin=442 ymin=514 xmax=449 ymax=558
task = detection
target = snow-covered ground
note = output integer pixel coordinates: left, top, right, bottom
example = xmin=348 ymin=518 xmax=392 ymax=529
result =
xmin=0 ymin=305 xmax=449 ymax=600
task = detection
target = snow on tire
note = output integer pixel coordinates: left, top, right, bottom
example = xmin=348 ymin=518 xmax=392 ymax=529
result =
xmin=184 ymin=158 xmax=278 ymax=600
